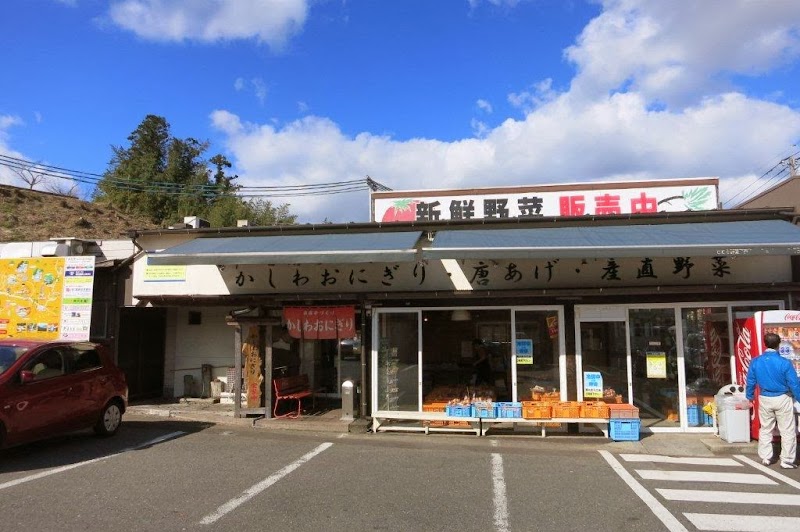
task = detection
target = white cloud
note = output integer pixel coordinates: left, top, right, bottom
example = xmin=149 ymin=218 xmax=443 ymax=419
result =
xmin=251 ymin=78 xmax=267 ymax=106
xmin=297 ymin=101 xmax=310 ymax=114
xmin=209 ymin=1 xmax=800 ymax=223
xmin=107 ymin=0 xmax=309 ymax=49
xmin=565 ymin=0 xmax=800 ymax=106
xmin=476 ymin=99 xmax=493 ymax=114
xmin=233 ymin=77 xmax=269 ymax=105
xmin=0 ymin=115 xmax=28 ymax=186
xmin=508 ymin=78 xmax=557 ymax=113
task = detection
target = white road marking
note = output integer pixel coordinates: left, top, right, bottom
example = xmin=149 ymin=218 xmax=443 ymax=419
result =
xmin=0 ymin=431 xmax=185 ymax=491
xmin=657 ymin=488 xmax=800 ymax=506
xmin=636 ymin=469 xmax=777 ymax=485
xmin=490 ymin=453 xmax=509 ymax=532
xmin=734 ymin=455 xmax=800 ymax=490
xmin=684 ymin=513 xmax=800 ymax=532
xmin=620 ymin=454 xmax=740 ymax=467
xmin=199 ymin=442 xmax=333 ymax=525
xmin=491 ymin=439 xmax=499 ymax=447
xmin=598 ymin=451 xmax=688 ymax=532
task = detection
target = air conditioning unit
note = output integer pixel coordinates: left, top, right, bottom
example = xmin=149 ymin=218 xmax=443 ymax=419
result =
xmin=183 ymin=216 xmax=210 ymax=229
xmin=44 ymin=238 xmax=89 ymax=256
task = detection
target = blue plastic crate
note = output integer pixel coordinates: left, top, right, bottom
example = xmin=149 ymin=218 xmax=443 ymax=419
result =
xmin=445 ymin=404 xmax=472 ymax=417
xmin=703 ymin=412 xmax=714 ymax=426
xmin=686 ymin=404 xmax=701 ymax=426
xmin=471 ymin=402 xmax=497 ymax=418
xmin=495 ymin=402 xmax=522 ymax=418
xmin=609 ymin=419 xmax=641 ymax=441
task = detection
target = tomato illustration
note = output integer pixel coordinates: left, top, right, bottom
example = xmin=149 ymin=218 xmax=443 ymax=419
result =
xmin=381 ymin=199 xmax=419 ymax=222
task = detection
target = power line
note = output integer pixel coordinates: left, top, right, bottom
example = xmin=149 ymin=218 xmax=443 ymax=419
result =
xmin=722 ymin=146 xmax=799 ymax=208
xmin=0 ymin=153 xmax=390 ymax=198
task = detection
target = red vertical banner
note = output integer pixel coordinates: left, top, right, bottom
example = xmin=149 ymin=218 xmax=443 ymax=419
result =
xmin=703 ymin=320 xmax=730 ymax=386
xmin=283 ymin=306 xmax=356 ymax=339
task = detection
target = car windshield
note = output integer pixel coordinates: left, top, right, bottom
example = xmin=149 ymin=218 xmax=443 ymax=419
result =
xmin=0 ymin=345 xmax=30 ymax=375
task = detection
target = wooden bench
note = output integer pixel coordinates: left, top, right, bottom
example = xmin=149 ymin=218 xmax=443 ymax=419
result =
xmin=272 ymin=375 xmax=313 ymax=418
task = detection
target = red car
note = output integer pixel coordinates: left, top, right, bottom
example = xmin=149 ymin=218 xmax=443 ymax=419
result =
xmin=0 ymin=339 xmax=128 ymax=449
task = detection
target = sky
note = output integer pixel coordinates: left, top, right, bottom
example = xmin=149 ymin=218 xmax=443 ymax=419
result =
xmin=1 ymin=0 xmax=800 ymax=224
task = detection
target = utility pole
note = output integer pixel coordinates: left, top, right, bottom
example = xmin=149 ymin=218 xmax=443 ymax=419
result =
xmin=783 ymin=154 xmax=798 ymax=178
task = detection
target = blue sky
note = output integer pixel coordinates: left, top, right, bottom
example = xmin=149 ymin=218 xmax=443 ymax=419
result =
xmin=1 ymin=0 xmax=800 ymax=223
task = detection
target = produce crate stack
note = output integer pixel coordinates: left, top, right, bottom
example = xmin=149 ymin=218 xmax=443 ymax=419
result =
xmin=607 ymin=403 xmax=641 ymax=441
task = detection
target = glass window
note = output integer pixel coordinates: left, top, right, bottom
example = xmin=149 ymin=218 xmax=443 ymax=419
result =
xmin=0 ymin=345 xmax=28 ymax=376
xmin=71 ymin=347 xmax=102 ymax=372
xmin=377 ymin=312 xmax=419 ymax=411
xmin=681 ymin=307 xmax=731 ymax=426
xmin=26 ymin=348 xmax=66 ymax=380
xmin=420 ymin=309 xmax=510 ymax=405
xmin=515 ymin=310 xmax=562 ymax=401
xmin=579 ymin=321 xmax=627 ymax=403
xmin=629 ymin=308 xmax=678 ymax=428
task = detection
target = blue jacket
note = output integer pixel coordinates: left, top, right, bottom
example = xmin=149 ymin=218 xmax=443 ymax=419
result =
xmin=745 ymin=349 xmax=800 ymax=401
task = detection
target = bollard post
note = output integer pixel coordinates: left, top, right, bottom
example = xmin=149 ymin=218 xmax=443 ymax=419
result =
xmin=341 ymin=380 xmax=354 ymax=421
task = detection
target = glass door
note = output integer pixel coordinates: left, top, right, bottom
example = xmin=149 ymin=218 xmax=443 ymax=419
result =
xmin=577 ymin=321 xmax=629 ymax=403
xmin=373 ymin=311 xmax=420 ymax=412
xmin=628 ymin=308 xmax=679 ymax=429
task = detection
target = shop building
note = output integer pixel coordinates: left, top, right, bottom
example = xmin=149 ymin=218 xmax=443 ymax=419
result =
xmin=130 ymin=178 xmax=800 ymax=434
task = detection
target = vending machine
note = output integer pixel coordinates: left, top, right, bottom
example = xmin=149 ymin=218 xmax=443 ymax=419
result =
xmin=734 ymin=310 xmax=800 ymax=440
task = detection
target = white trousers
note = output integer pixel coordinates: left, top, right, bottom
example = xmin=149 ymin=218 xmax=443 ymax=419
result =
xmin=757 ymin=394 xmax=797 ymax=465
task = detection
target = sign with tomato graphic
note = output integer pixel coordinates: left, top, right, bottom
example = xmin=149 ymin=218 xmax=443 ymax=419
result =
xmin=380 ymin=199 xmax=420 ymax=222
xmin=371 ymin=178 xmax=718 ymax=222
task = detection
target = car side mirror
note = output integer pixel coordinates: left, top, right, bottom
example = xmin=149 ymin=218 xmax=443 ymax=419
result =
xmin=20 ymin=370 xmax=36 ymax=384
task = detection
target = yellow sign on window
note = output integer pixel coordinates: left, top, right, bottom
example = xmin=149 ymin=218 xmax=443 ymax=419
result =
xmin=646 ymin=351 xmax=667 ymax=379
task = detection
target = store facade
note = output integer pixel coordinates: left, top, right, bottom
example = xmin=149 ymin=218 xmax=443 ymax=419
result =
xmin=130 ymin=203 xmax=800 ymax=434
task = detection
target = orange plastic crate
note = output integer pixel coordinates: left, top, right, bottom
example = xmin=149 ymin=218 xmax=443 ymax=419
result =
xmin=423 ymin=402 xmax=447 ymax=426
xmin=552 ymin=402 xmax=581 ymax=418
xmin=580 ymin=401 xmax=610 ymax=418
xmin=607 ymin=404 xmax=640 ymax=418
xmin=522 ymin=401 xmax=552 ymax=419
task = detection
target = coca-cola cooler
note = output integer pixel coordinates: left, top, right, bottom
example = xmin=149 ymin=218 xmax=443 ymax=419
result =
xmin=734 ymin=310 xmax=800 ymax=441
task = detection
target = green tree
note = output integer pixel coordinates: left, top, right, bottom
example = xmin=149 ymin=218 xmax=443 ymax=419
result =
xmin=95 ymin=115 xmax=296 ymax=227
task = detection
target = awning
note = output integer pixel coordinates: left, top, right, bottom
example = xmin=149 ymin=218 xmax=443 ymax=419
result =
xmin=422 ymin=220 xmax=800 ymax=260
xmin=147 ymin=231 xmax=423 ymax=265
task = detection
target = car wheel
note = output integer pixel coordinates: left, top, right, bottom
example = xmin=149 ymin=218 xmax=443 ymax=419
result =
xmin=94 ymin=400 xmax=123 ymax=437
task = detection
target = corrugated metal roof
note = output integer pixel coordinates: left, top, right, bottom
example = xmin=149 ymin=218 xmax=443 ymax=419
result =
xmin=147 ymin=231 xmax=423 ymax=265
xmin=422 ymin=219 xmax=800 ymax=259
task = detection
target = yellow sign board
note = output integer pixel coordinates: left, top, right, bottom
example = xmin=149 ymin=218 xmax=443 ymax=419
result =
xmin=0 ymin=256 xmax=94 ymax=341
xmin=646 ymin=351 xmax=667 ymax=379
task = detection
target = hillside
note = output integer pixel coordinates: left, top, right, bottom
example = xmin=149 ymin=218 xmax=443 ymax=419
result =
xmin=0 ymin=184 xmax=160 ymax=242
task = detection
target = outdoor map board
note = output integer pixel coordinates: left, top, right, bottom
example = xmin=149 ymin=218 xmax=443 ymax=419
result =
xmin=0 ymin=256 xmax=95 ymax=341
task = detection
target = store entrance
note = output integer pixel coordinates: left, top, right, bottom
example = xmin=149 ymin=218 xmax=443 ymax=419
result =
xmin=576 ymin=306 xmax=680 ymax=430
xmin=577 ymin=320 xmax=629 ymax=404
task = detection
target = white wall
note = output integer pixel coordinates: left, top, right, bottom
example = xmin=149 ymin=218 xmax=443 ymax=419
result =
xmin=170 ymin=306 xmax=237 ymax=397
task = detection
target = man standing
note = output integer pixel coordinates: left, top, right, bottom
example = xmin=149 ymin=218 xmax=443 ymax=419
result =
xmin=745 ymin=332 xmax=800 ymax=469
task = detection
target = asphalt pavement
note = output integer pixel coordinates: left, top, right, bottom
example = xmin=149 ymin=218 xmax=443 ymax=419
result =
xmin=126 ymin=398 xmax=761 ymax=459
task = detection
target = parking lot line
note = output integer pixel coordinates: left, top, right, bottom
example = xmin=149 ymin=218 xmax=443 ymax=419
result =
xmin=490 ymin=453 xmax=509 ymax=532
xmin=199 ymin=442 xmax=334 ymax=526
xmin=0 ymin=431 xmax=185 ymax=491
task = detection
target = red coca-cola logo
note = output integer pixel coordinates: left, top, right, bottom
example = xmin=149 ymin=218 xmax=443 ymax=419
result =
xmin=735 ymin=322 xmax=752 ymax=382
xmin=783 ymin=312 xmax=800 ymax=322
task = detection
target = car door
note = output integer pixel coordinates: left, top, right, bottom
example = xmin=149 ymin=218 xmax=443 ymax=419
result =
xmin=66 ymin=344 xmax=108 ymax=424
xmin=8 ymin=347 xmax=83 ymax=442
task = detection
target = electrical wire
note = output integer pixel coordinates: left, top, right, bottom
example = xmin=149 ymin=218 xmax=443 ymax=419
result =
xmin=722 ymin=147 xmax=799 ymax=208
xmin=0 ymin=153 xmax=392 ymax=198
